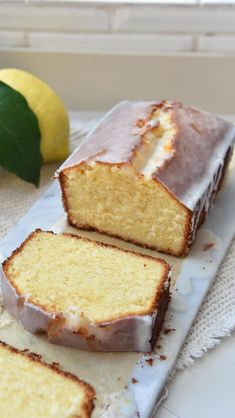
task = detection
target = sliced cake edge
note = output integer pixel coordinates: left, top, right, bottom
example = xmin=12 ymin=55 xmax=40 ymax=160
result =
xmin=1 ymin=229 xmax=171 ymax=352
xmin=0 ymin=339 xmax=95 ymax=418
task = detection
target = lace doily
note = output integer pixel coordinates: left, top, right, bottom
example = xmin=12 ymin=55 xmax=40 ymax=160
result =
xmin=176 ymin=238 xmax=235 ymax=370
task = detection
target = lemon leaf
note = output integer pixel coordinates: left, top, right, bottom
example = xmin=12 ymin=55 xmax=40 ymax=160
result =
xmin=0 ymin=81 xmax=42 ymax=186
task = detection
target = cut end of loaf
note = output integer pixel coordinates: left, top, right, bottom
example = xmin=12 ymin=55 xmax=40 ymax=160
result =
xmin=60 ymin=163 xmax=191 ymax=257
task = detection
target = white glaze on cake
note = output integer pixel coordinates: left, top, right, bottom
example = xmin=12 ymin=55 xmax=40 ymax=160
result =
xmin=132 ymin=109 xmax=175 ymax=177
xmin=1 ymin=268 xmax=171 ymax=352
xmin=96 ymin=390 xmax=137 ymax=418
xmin=57 ymin=101 xmax=154 ymax=171
xmin=154 ymin=103 xmax=235 ymax=211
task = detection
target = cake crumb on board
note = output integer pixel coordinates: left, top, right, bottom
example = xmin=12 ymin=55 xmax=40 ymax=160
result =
xmin=145 ymin=358 xmax=154 ymax=366
xmin=164 ymin=327 xmax=176 ymax=335
xmin=203 ymin=242 xmax=214 ymax=251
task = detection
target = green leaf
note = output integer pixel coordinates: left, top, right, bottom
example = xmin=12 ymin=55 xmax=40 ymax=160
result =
xmin=0 ymin=81 xmax=42 ymax=186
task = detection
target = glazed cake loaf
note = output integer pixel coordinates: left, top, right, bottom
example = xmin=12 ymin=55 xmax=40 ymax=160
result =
xmin=0 ymin=340 xmax=95 ymax=418
xmin=57 ymin=101 xmax=235 ymax=257
xmin=1 ymin=229 xmax=171 ymax=352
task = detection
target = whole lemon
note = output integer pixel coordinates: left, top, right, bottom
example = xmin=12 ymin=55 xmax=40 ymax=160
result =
xmin=0 ymin=68 xmax=70 ymax=163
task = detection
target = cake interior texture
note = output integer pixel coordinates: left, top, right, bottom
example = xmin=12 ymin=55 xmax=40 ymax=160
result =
xmin=0 ymin=341 xmax=94 ymax=418
xmin=4 ymin=230 xmax=169 ymax=324
xmin=61 ymin=163 xmax=189 ymax=257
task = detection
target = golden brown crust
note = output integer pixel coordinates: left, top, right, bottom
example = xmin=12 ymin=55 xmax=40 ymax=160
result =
xmin=150 ymin=280 xmax=170 ymax=350
xmin=59 ymin=169 xmax=71 ymax=220
xmin=2 ymin=229 xmax=171 ymax=323
xmin=0 ymin=340 xmax=95 ymax=418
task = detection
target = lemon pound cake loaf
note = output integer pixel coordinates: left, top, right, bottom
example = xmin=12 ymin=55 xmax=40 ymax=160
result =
xmin=1 ymin=229 xmax=171 ymax=352
xmin=0 ymin=340 xmax=95 ymax=418
xmin=57 ymin=101 xmax=235 ymax=257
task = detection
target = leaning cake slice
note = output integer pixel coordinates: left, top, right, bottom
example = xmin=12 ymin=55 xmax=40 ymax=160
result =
xmin=0 ymin=340 xmax=95 ymax=418
xmin=1 ymin=229 xmax=171 ymax=352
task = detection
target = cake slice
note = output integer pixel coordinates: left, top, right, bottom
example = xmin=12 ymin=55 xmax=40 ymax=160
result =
xmin=57 ymin=100 xmax=235 ymax=257
xmin=0 ymin=340 xmax=95 ymax=418
xmin=1 ymin=229 xmax=171 ymax=352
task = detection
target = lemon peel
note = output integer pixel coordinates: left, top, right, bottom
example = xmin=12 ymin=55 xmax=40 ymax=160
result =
xmin=0 ymin=68 xmax=69 ymax=163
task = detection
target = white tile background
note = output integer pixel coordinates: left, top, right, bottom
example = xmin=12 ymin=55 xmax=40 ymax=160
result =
xmin=0 ymin=0 xmax=235 ymax=53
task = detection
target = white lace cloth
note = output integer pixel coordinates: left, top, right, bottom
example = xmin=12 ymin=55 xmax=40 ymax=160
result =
xmin=0 ymin=117 xmax=234 ymax=372
xmin=176 ymin=238 xmax=235 ymax=370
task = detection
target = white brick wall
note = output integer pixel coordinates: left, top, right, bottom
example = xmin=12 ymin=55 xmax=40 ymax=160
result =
xmin=0 ymin=31 xmax=26 ymax=47
xmin=28 ymin=32 xmax=193 ymax=52
xmin=0 ymin=1 xmax=235 ymax=54
xmin=112 ymin=7 xmax=235 ymax=33
xmin=197 ymin=35 xmax=235 ymax=52
xmin=0 ymin=4 xmax=109 ymax=32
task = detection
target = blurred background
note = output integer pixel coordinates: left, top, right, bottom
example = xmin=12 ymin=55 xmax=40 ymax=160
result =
xmin=0 ymin=0 xmax=235 ymax=113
